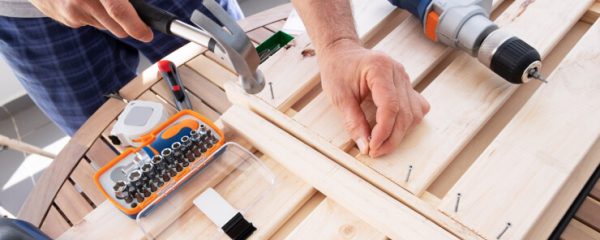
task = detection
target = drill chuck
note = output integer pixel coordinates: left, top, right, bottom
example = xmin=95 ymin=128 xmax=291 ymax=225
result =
xmin=477 ymin=29 xmax=542 ymax=84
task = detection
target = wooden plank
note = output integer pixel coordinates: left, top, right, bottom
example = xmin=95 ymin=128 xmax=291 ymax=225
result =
xmin=70 ymin=160 xmax=106 ymax=206
xmin=254 ymin=0 xmax=400 ymax=111
xmin=185 ymin=55 xmax=237 ymax=89
xmin=265 ymin=20 xmax=286 ymax=32
xmin=41 ymin=206 xmax=71 ymax=239
xmin=54 ymin=181 xmax=94 ymax=225
xmin=221 ymin=105 xmax=456 ymax=239
xmin=17 ymin=99 xmax=127 ymax=226
xmin=438 ymin=20 xmax=600 ymax=239
xmin=526 ymin=137 xmax=600 ymax=239
xmin=225 ymin=83 xmax=482 ymax=239
xmin=119 ymin=43 xmax=207 ymax=100
xmin=237 ymin=3 xmax=293 ymax=32
xmin=286 ymin=198 xmax=386 ymax=240
xmin=357 ymin=0 xmax=594 ymax=196
xmin=247 ymin=27 xmax=275 ymax=44
xmin=593 ymin=181 xmax=600 ymax=201
xmin=562 ymin=219 xmax=600 ymax=240
xmin=270 ymin=192 xmax=326 ymax=239
xmin=85 ymin=138 xmax=116 ymax=168
xmin=179 ymin=66 xmax=230 ymax=113
xmin=159 ymin=156 xmax=314 ymax=239
xmin=577 ymin=197 xmax=600 ymax=232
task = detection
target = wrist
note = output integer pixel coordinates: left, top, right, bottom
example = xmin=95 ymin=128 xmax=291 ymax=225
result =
xmin=318 ymin=37 xmax=362 ymax=58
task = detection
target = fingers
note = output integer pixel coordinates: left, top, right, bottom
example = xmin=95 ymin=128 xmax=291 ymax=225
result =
xmin=100 ymin=0 xmax=153 ymax=42
xmin=333 ymin=92 xmax=372 ymax=155
xmin=87 ymin=1 xmax=128 ymax=38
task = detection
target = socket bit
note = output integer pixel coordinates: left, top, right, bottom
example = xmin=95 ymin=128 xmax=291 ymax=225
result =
xmin=175 ymin=164 xmax=183 ymax=172
xmin=182 ymin=161 xmax=189 ymax=168
xmin=127 ymin=170 xmax=143 ymax=189
xmin=135 ymin=192 xmax=145 ymax=203
xmin=130 ymin=203 xmax=137 ymax=208
xmin=161 ymin=172 xmax=171 ymax=182
xmin=113 ymin=181 xmax=128 ymax=200
xmin=161 ymin=148 xmax=174 ymax=165
xmin=150 ymin=183 xmax=158 ymax=192
xmin=199 ymin=125 xmax=207 ymax=135
xmin=181 ymin=136 xmax=191 ymax=152
xmin=142 ymin=188 xmax=151 ymax=197
xmin=168 ymin=168 xmax=177 ymax=177
xmin=141 ymin=162 xmax=154 ymax=179
xmin=152 ymin=155 xmax=164 ymax=170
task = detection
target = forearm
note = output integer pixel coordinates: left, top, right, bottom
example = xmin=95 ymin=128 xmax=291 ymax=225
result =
xmin=291 ymin=0 xmax=359 ymax=54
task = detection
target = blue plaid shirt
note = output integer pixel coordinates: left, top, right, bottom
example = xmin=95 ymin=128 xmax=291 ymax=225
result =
xmin=0 ymin=0 xmax=242 ymax=135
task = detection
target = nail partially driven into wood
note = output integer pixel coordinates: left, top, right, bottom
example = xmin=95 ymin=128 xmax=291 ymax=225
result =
xmin=405 ymin=165 xmax=413 ymax=183
xmin=455 ymin=193 xmax=461 ymax=213
xmin=496 ymin=222 xmax=511 ymax=239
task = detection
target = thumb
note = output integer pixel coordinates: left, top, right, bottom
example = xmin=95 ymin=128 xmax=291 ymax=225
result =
xmin=338 ymin=98 xmax=371 ymax=155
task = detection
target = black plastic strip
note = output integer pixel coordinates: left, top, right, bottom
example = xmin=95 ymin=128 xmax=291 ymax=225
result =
xmin=221 ymin=212 xmax=256 ymax=240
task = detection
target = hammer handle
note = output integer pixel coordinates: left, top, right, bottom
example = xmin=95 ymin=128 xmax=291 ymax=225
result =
xmin=130 ymin=0 xmax=177 ymax=34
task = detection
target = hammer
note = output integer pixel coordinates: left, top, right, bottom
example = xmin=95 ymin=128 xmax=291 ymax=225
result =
xmin=130 ymin=0 xmax=265 ymax=94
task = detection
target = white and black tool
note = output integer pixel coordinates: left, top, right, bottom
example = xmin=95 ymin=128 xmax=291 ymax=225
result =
xmin=194 ymin=188 xmax=256 ymax=239
xmin=108 ymin=100 xmax=168 ymax=147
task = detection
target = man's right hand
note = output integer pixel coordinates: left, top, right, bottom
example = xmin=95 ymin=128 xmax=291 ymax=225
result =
xmin=30 ymin=0 xmax=153 ymax=42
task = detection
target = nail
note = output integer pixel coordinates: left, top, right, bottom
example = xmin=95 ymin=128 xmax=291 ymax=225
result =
xmin=356 ymin=138 xmax=369 ymax=155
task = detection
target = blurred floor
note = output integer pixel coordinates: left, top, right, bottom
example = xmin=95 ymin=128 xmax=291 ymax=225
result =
xmin=0 ymin=0 xmax=290 ymax=217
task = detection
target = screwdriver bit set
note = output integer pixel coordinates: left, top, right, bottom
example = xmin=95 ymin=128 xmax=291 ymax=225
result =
xmin=94 ymin=110 xmax=225 ymax=217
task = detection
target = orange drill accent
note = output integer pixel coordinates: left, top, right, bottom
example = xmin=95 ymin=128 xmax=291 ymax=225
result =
xmin=425 ymin=11 xmax=440 ymax=41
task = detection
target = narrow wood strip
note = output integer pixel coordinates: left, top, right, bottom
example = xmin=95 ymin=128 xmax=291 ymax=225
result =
xmin=70 ymin=160 xmax=106 ymax=206
xmin=360 ymin=0 xmax=594 ymax=196
xmin=221 ymin=105 xmax=456 ymax=239
xmin=159 ymin=157 xmax=314 ymax=239
xmin=439 ymin=20 xmax=600 ymax=239
xmin=247 ymin=27 xmax=275 ymax=44
xmin=562 ymin=219 xmax=600 ymax=240
xmin=85 ymin=138 xmax=116 ymax=168
xmin=185 ymin=55 xmax=237 ymax=89
xmin=237 ymin=3 xmax=293 ymax=32
xmin=286 ymin=198 xmax=386 ymax=240
xmin=265 ymin=20 xmax=286 ymax=32
xmin=41 ymin=206 xmax=71 ymax=239
xmin=54 ymin=181 xmax=94 ymax=225
xmin=577 ymin=197 xmax=600 ymax=232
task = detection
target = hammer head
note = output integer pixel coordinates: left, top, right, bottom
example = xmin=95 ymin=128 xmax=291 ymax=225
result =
xmin=190 ymin=1 xmax=265 ymax=94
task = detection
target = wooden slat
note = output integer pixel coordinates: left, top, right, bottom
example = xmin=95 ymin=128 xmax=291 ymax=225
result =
xmin=70 ymin=160 xmax=106 ymax=206
xmin=439 ymin=20 xmax=600 ymax=239
xmin=179 ymin=66 xmax=230 ymax=113
xmin=271 ymin=192 xmax=326 ymax=239
xmin=593 ymin=181 xmax=600 ymax=201
xmin=286 ymin=198 xmax=386 ymax=240
xmin=225 ymin=83 xmax=482 ymax=239
xmin=85 ymin=138 xmax=116 ymax=168
xmin=562 ymin=219 xmax=600 ymax=240
xmin=237 ymin=3 xmax=293 ymax=32
xmin=54 ymin=181 xmax=94 ymax=225
xmin=159 ymin=156 xmax=314 ymax=239
xmin=254 ymin=0 xmax=400 ymax=111
xmin=41 ymin=206 xmax=71 ymax=239
xmin=247 ymin=27 xmax=275 ymax=44
xmin=185 ymin=55 xmax=237 ymax=89
xmin=358 ymin=0 xmax=594 ymax=196
xmin=221 ymin=105 xmax=456 ymax=239
xmin=577 ymin=197 xmax=600 ymax=232
xmin=265 ymin=20 xmax=286 ymax=32
xmin=19 ymin=99 xmax=125 ymax=226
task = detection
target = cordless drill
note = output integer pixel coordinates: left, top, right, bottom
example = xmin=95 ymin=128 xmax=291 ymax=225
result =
xmin=389 ymin=0 xmax=546 ymax=84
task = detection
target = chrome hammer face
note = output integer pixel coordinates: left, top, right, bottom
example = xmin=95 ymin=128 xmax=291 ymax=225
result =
xmin=190 ymin=1 xmax=265 ymax=94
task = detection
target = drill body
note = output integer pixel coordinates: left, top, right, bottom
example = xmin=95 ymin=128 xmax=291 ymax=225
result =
xmin=388 ymin=0 xmax=544 ymax=83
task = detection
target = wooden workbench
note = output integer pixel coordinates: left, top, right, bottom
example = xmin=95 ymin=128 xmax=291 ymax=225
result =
xmin=18 ymin=1 xmax=600 ymax=239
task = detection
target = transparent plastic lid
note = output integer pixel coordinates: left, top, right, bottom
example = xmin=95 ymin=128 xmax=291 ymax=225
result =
xmin=136 ymin=142 xmax=276 ymax=239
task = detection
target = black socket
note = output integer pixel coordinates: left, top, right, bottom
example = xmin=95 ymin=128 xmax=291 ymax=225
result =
xmin=490 ymin=37 xmax=541 ymax=84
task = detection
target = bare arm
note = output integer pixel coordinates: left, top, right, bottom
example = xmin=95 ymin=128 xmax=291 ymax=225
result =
xmin=292 ymin=0 xmax=430 ymax=158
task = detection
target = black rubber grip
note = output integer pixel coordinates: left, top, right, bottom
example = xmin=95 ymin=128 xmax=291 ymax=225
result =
xmin=490 ymin=37 xmax=541 ymax=84
xmin=222 ymin=212 xmax=256 ymax=240
xmin=130 ymin=0 xmax=177 ymax=34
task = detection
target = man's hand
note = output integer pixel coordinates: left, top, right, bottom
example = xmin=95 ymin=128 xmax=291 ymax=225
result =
xmin=319 ymin=39 xmax=430 ymax=158
xmin=30 ymin=0 xmax=153 ymax=42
